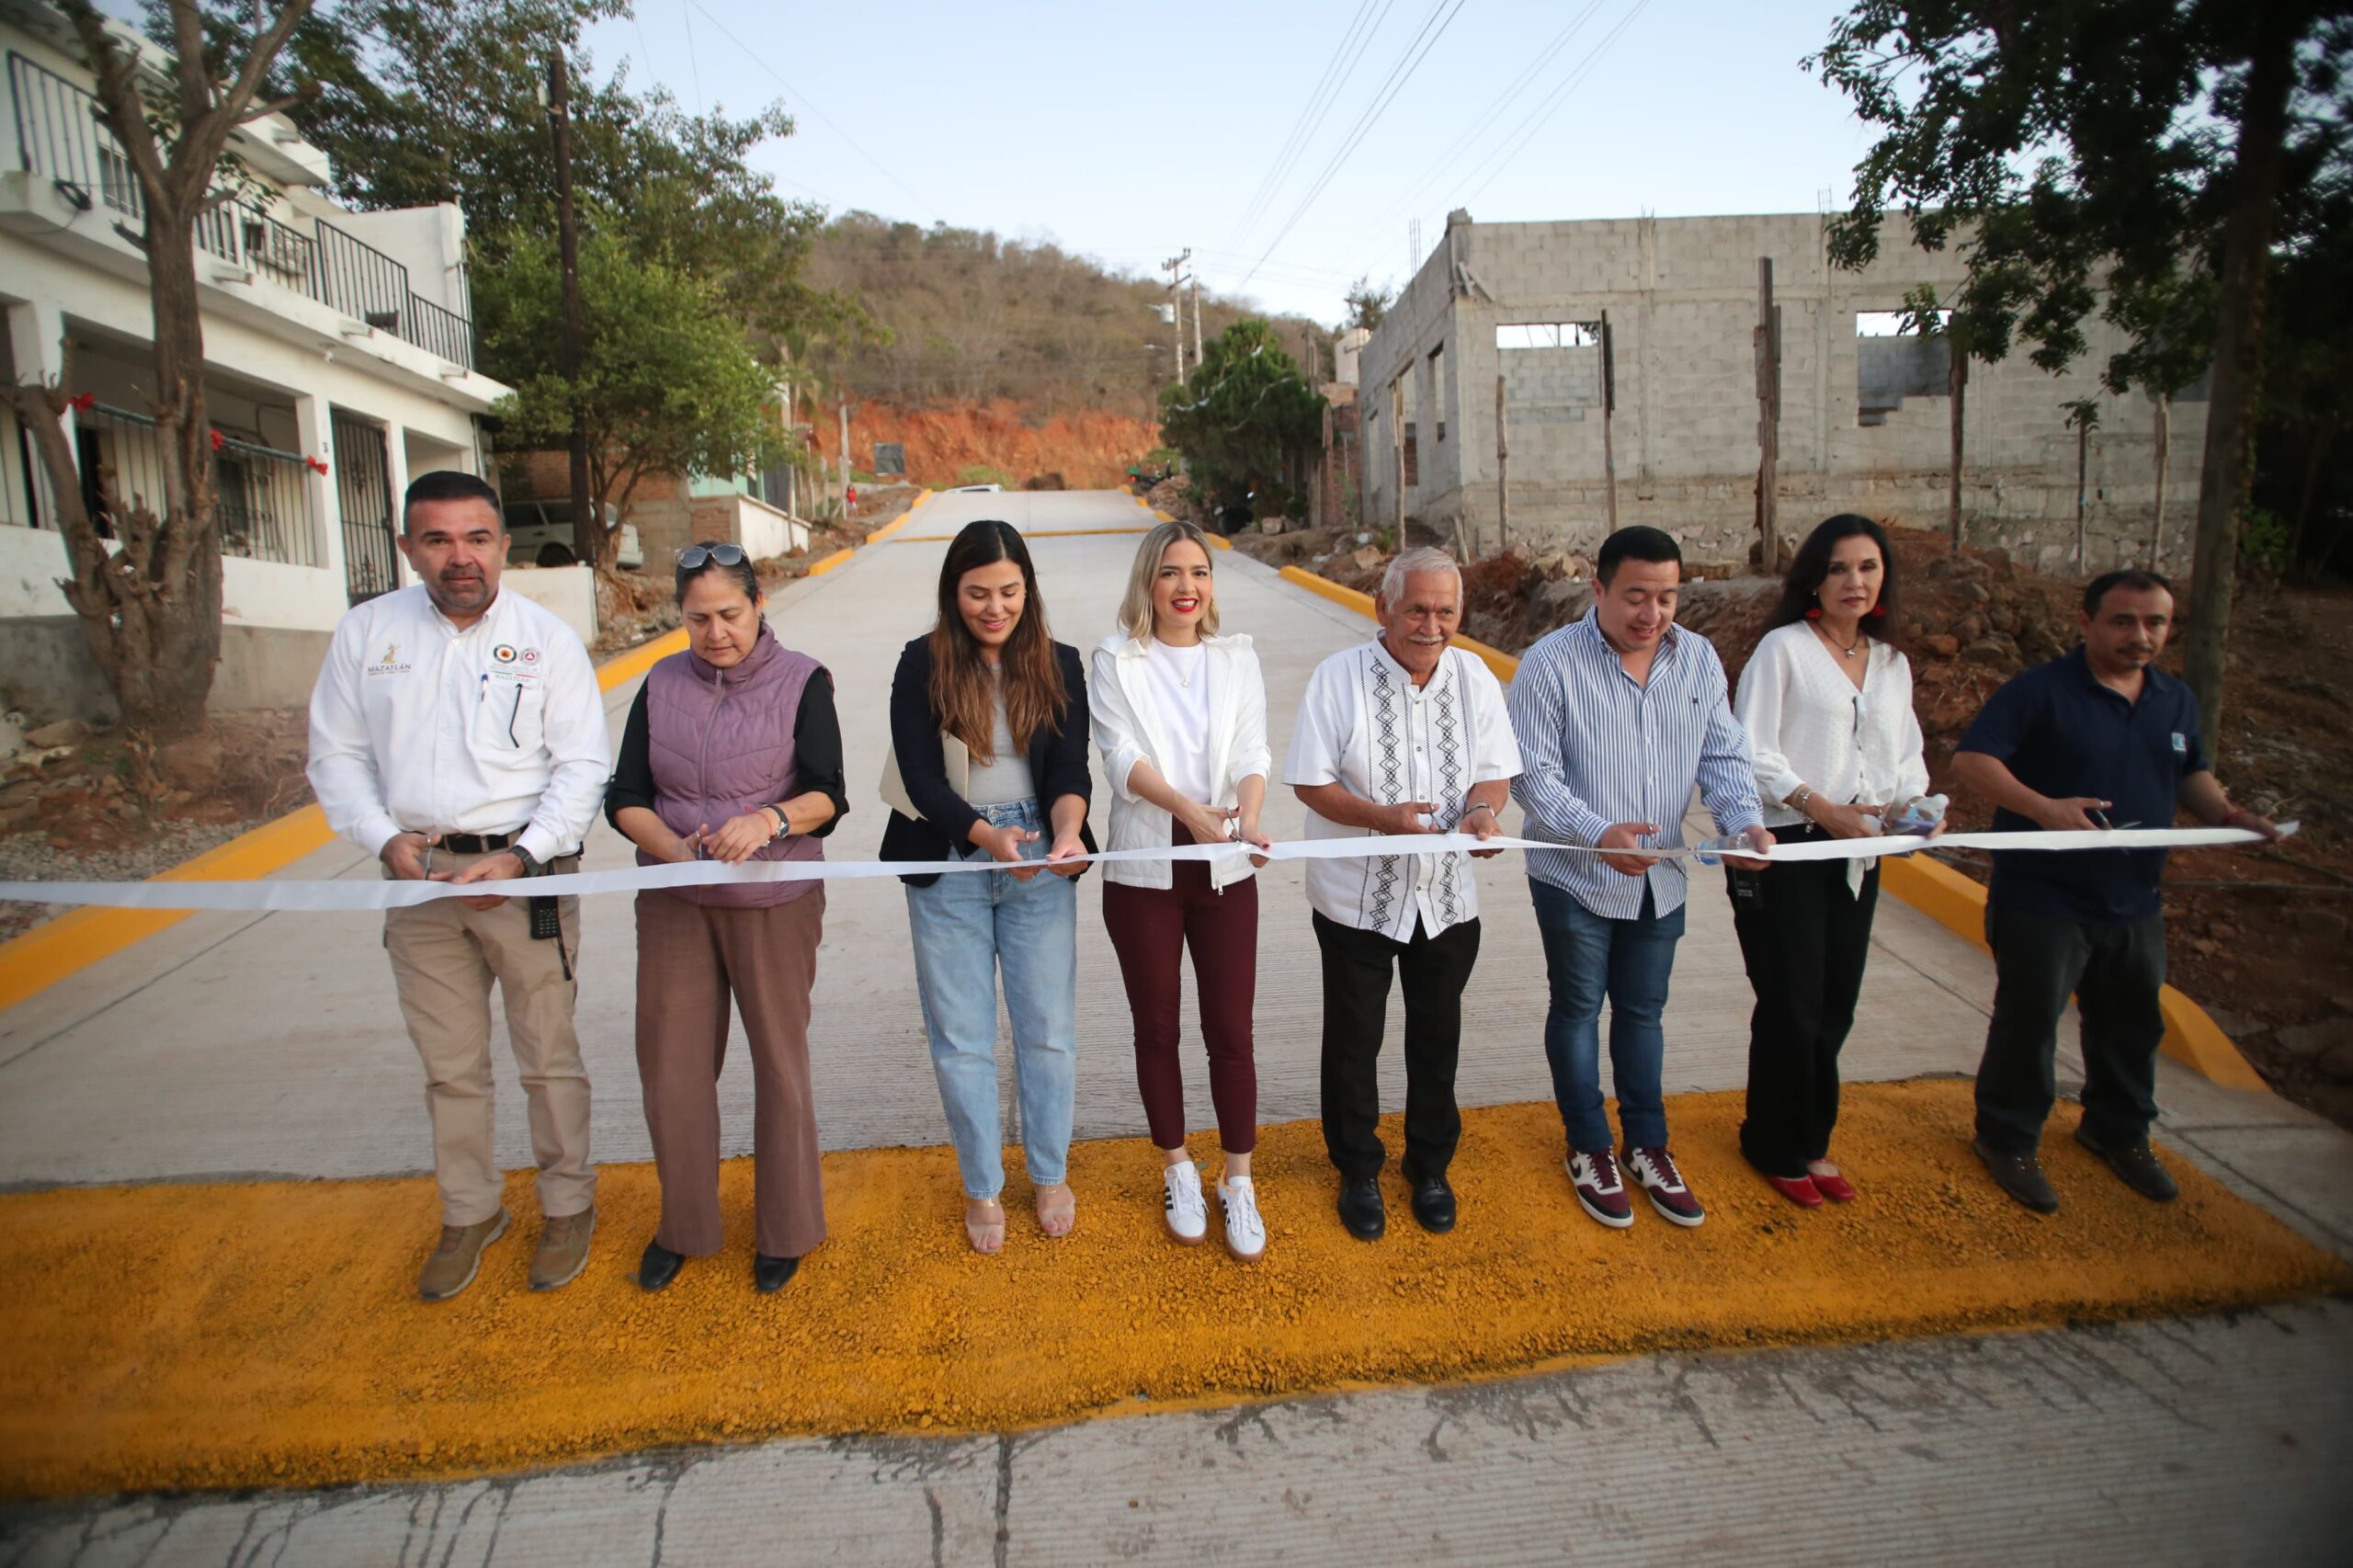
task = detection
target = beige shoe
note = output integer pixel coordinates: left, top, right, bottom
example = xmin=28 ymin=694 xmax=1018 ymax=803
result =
xmin=529 ymin=1205 xmax=596 ymax=1291
xmin=418 ymin=1210 xmax=509 ymax=1301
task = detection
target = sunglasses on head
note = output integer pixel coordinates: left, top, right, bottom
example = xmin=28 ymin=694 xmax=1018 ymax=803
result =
xmin=676 ymin=543 xmax=748 ymax=570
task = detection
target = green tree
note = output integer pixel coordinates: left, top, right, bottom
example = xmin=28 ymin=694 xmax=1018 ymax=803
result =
xmin=1811 ymin=0 xmax=2353 ymax=749
xmin=4 ymin=0 xmax=313 ymax=737
xmin=1158 ymin=321 xmax=1325 ymax=523
xmin=1343 ymin=276 xmax=1395 ymax=332
xmin=476 ymin=226 xmax=779 ymax=563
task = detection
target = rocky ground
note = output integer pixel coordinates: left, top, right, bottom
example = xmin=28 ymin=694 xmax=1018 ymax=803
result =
xmin=1232 ymin=525 xmax=2353 ymax=1131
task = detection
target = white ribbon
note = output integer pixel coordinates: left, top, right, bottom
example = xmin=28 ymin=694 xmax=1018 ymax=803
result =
xmin=0 ymin=825 xmax=2288 ymax=913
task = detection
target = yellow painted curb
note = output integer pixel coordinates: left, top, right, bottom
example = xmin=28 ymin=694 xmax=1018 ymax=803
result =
xmin=804 ymin=546 xmax=855 ymax=577
xmin=1878 ymin=857 xmax=2272 ymax=1094
xmin=898 ymin=527 xmax=1154 ymax=543
xmin=1277 ymin=565 xmax=1518 ymax=684
xmin=0 ymin=626 xmax=692 ymax=1015
xmin=1277 ymin=566 xmax=2269 ymax=1095
xmin=863 ymin=491 xmax=928 ymax=543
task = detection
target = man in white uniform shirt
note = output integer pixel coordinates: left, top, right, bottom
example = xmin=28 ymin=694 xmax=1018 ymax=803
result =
xmin=1284 ymin=548 xmax=1521 ymax=1242
xmin=308 ymin=472 xmax=610 ymax=1301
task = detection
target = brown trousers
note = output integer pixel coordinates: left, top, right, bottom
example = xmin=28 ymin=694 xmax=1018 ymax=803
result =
xmin=635 ymin=886 xmax=828 ymax=1258
xmin=384 ymin=853 xmax=593 ymax=1227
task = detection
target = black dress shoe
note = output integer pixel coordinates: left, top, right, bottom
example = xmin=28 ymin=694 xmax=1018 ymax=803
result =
xmin=1401 ymin=1162 xmax=1457 ymax=1233
xmin=1336 ymin=1175 xmax=1386 ymax=1241
xmin=753 ymin=1253 xmax=801 ymax=1293
xmin=638 ymin=1239 xmax=685 ymax=1292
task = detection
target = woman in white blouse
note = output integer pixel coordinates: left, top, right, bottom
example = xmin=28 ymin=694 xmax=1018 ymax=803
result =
xmin=1730 ymin=515 xmax=1936 ymax=1210
xmin=1090 ymin=520 xmax=1275 ymax=1261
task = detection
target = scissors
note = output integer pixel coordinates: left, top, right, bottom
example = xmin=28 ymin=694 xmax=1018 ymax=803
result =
xmin=2089 ymin=811 xmax=2143 ymax=832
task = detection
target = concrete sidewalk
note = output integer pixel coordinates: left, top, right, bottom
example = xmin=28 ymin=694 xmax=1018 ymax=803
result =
xmin=1 ymin=489 xmax=2347 ymax=1564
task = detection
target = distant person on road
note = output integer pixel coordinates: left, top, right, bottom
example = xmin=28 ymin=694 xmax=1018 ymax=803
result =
xmin=1090 ymin=520 xmax=1275 ymax=1262
xmin=883 ymin=519 xmax=1095 ymax=1254
xmin=1506 ymin=525 xmax=1771 ymax=1233
xmin=1730 ymin=515 xmax=1938 ymax=1210
xmin=1285 ymin=547 xmax=1521 ymax=1243
xmin=606 ymin=542 xmax=847 ymax=1296
xmin=1953 ymin=569 xmax=2279 ymax=1214
xmin=306 ymin=471 xmax=609 ymax=1302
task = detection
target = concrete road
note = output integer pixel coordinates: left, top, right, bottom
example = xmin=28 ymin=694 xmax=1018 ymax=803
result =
xmin=2 ymin=489 xmax=2347 ymax=1564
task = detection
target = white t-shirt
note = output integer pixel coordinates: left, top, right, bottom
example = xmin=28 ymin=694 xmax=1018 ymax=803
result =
xmin=1139 ymin=639 xmax=1213 ymax=804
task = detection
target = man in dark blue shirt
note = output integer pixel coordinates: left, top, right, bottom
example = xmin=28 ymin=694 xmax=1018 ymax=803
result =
xmin=1952 ymin=570 xmax=2278 ymax=1213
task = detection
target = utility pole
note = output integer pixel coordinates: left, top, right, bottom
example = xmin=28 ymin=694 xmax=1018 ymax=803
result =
xmin=1191 ymin=272 xmax=1204 ymax=366
xmin=838 ymin=402 xmax=852 ymax=509
xmin=1754 ymin=258 xmax=1782 ymax=575
xmin=2151 ymin=393 xmax=2172 ymax=568
xmin=548 ymin=45 xmax=593 ymax=564
xmin=1598 ymin=309 xmax=1619 ymax=533
xmin=1947 ymin=338 xmax=1969 ymax=548
xmin=1163 ymin=249 xmax=1192 ymax=386
xmin=1494 ymin=373 xmax=1508 ymax=550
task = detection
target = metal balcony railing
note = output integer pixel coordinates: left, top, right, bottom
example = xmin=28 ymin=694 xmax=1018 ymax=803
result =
xmin=8 ymin=52 xmax=477 ymax=370
xmin=73 ymin=403 xmax=324 ymax=570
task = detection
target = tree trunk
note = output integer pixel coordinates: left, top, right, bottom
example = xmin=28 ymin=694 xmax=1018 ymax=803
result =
xmin=1948 ymin=347 xmax=1969 ymax=548
xmin=2185 ymin=13 xmax=2297 ymax=754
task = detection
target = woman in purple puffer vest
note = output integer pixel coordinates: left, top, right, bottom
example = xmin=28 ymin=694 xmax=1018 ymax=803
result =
xmin=606 ymin=541 xmax=847 ymax=1296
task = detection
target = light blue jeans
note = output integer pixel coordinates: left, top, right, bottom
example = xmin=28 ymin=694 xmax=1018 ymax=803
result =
xmin=904 ymin=798 xmax=1079 ymax=1199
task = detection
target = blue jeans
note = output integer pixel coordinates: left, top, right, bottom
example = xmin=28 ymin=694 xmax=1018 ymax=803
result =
xmin=904 ymin=799 xmax=1079 ymax=1199
xmin=1529 ymin=877 xmax=1686 ymax=1153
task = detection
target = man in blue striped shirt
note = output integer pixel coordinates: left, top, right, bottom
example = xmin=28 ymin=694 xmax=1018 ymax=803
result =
xmin=1506 ymin=527 xmax=1772 ymax=1231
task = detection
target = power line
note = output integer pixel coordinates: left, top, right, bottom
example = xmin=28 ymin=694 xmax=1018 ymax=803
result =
xmin=681 ymin=0 xmax=943 ymax=223
xmin=677 ymin=0 xmax=704 ymax=114
xmin=1331 ymin=0 xmax=1613 ymax=263
xmin=1236 ymin=0 xmax=1469 ymax=292
xmin=1222 ymin=0 xmax=1392 ymax=254
xmin=1454 ymin=0 xmax=1658 ymax=212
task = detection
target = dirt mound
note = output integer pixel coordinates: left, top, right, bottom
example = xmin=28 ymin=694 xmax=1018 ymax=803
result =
xmin=820 ymin=400 xmax=1158 ymax=491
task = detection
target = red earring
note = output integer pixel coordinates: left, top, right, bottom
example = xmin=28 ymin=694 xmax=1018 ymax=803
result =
xmin=1870 ymin=605 xmax=1887 ymax=618
xmin=1805 ymin=607 xmax=1823 ymax=619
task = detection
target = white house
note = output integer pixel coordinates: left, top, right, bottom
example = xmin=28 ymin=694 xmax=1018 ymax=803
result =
xmin=0 ymin=0 xmax=529 ymax=719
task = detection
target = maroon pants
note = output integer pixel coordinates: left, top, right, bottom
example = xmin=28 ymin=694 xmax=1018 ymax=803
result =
xmin=1101 ymin=846 xmax=1259 ymax=1154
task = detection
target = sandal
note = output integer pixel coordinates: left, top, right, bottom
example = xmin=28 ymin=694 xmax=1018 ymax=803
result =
xmin=963 ymin=1197 xmax=1006 ymax=1255
xmin=1034 ymin=1183 xmax=1077 ymax=1239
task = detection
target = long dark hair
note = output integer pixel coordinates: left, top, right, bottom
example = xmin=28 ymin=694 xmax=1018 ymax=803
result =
xmin=929 ymin=519 xmax=1066 ymax=763
xmin=1768 ymin=514 xmax=1903 ymax=646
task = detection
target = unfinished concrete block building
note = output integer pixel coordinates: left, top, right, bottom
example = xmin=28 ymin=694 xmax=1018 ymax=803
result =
xmin=1357 ymin=210 xmax=2206 ymax=574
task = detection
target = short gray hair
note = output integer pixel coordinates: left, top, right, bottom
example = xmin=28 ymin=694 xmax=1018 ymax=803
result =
xmin=1380 ymin=546 xmax=1461 ymax=606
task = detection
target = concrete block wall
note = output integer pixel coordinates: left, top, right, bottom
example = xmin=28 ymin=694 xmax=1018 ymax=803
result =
xmin=1357 ymin=212 xmax=2208 ymax=574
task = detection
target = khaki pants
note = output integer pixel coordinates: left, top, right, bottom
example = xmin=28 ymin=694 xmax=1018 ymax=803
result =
xmin=384 ymin=851 xmax=594 ymax=1226
xmin=635 ymin=886 xmax=827 ymax=1258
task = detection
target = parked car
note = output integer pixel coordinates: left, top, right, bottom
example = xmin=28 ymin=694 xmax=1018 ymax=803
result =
xmin=505 ymin=499 xmax=643 ymax=570
xmin=951 ymin=483 xmax=1003 ymax=494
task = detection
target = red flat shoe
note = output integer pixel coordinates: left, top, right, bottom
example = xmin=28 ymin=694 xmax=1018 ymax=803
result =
xmin=1807 ymin=1165 xmax=1858 ymax=1202
xmin=1764 ymin=1173 xmax=1824 ymax=1209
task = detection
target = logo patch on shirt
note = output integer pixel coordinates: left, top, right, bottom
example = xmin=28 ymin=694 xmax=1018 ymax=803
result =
xmin=2171 ymin=732 xmax=2188 ymax=755
xmin=367 ymin=642 xmax=411 ymax=676
xmin=493 ymin=643 xmax=517 ymax=664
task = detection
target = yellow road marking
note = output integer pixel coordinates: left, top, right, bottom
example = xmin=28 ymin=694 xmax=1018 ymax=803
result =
xmin=0 ymin=1082 xmax=2336 ymax=1499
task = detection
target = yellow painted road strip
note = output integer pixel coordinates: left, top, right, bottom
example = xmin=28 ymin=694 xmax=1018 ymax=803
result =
xmin=0 ymin=627 xmax=692 ymax=1015
xmin=862 ymin=489 xmax=929 ymax=543
xmin=896 ymin=527 xmax=1155 ymax=542
xmin=0 ymin=1082 xmax=2339 ymax=1499
xmin=804 ymin=546 xmax=855 ymax=576
xmin=1277 ymin=563 xmax=2269 ymax=1092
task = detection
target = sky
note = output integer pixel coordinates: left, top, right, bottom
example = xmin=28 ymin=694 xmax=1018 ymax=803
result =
xmin=567 ymin=0 xmax=1886 ymax=325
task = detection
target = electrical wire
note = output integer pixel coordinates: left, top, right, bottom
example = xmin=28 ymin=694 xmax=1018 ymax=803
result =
xmin=1222 ymin=0 xmax=1393 ymax=254
xmin=677 ymin=0 xmax=705 ymax=114
xmin=1452 ymin=0 xmax=1658 ymax=212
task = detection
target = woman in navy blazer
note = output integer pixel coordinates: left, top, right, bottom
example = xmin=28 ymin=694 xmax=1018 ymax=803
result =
xmin=883 ymin=520 xmax=1095 ymax=1254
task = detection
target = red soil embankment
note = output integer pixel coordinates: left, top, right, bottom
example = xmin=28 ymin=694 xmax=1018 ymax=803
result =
xmin=813 ymin=400 xmax=1158 ymax=491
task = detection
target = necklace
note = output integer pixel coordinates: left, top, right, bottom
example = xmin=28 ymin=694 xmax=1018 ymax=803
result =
xmin=1160 ymin=641 xmax=1202 ymax=687
xmin=1816 ymin=620 xmax=1865 ymax=660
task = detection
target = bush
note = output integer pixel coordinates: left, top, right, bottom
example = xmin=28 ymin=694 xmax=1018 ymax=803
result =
xmin=958 ymin=464 xmax=1011 ymax=488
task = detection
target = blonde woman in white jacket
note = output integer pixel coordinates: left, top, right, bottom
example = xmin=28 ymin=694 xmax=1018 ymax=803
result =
xmin=1090 ymin=520 xmax=1274 ymax=1261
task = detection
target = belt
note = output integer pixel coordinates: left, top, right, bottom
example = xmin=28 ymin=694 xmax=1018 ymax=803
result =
xmin=437 ymin=831 xmax=521 ymax=855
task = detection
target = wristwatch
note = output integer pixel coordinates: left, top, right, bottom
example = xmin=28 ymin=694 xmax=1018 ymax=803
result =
xmin=509 ymin=843 xmax=547 ymax=878
xmin=765 ymin=803 xmax=789 ymax=842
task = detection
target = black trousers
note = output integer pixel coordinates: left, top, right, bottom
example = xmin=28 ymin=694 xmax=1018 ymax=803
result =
xmin=1974 ymin=903 xmax=2165 ymax=1153
xmin=1313 ymin=911 xmax=1482 ymax=1180
xmin=1727 ymin=838 xmax=1881 ymax=1178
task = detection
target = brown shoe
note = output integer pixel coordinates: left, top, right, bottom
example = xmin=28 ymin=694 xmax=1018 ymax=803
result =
xmin=529 ymin=1205 xmax=596 ymax=1291
xmin=418 ymin=1210 xmax=509 ymax=1301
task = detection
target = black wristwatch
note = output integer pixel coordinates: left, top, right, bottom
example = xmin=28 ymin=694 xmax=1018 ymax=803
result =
xmin=765 ymin=803 xmax=789 ymax=842
xmin=509 ymin=843 xmax=547 ymax=877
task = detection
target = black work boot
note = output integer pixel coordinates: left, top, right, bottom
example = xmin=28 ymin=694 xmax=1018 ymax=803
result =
xmin=1336 ymin=1175 xmax=1386 ymax=1241
xmin=1973 ymin=1137 xmax=2059 ymax=1213
xmin=2075 ymin=1125 xmax=2179 ymax=1202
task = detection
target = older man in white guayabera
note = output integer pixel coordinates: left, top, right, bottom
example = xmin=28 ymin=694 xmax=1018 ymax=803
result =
xmin=1284 ymin=547 xmax=1522 ymax=1244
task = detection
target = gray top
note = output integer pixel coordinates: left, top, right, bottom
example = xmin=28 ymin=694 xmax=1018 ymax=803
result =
xmin=963 ymin=675 xmax=1036 ymax=806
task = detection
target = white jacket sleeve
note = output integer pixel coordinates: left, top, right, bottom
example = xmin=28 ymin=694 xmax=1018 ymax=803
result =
xmin=305 ymin=611 xmax=402 ymax=858
xmin=1088 ymin=644 xmax=1152 ymax=803
xmin=1893 ymin=651 xmax=1932 ymax=805
xmin=517 ymin=628 xmax=611 ymax=863
xmin=1228 ymin=645 xmax=1273 ymax=785
xmin=1734 ymin=631 xmax=1806 ymax=807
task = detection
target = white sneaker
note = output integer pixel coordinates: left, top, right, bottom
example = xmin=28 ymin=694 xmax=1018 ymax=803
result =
xmin=1218 ymin=1175 xmax=1267 ymax=1262
xmin=1162 ymin=1161 xmax=1209 ymax=1244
